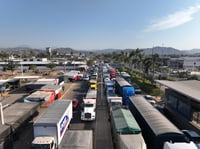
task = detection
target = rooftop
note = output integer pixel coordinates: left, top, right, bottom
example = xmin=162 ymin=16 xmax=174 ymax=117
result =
xmin=156 ymin=80 xmax=200 ymax=103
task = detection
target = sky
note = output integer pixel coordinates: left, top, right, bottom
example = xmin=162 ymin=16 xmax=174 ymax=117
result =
xmin=0 ymin=0 xmax=200 ymax=50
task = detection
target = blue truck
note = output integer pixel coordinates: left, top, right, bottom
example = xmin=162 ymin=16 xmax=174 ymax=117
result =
xmin=115 ymin=77 xmax=134 ymax=106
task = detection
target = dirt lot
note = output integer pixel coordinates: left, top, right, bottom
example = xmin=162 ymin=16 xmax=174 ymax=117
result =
xmin=0 ymin=70 xmax=64 ymax=79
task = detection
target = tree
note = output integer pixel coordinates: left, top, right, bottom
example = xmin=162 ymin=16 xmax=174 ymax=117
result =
xmin=87 ymin=59 xmax=94 ymax=66
xmin=143 ymin=58 xmax=152 ymax=74
xmin=6 ymin=60 xmax=18 ymax=75
xmin=29 ymin=64 xmax=37 ymax=71
xmin=46 ymin=62 xmax=56 ymax=72
xmin=129 ymin=48 xmax=144 ymax=70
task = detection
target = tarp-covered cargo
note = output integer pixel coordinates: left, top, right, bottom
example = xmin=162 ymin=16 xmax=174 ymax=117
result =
xmin=118 ymin=134 xmax=146 ymax=149
xmin=111 ymin=107 xmax=141 ymax=134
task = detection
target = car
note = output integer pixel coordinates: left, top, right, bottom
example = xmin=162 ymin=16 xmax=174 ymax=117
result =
xmin=72 ymin=99 xmax=79 ymax=109
xmin=83 ymin=74 xmax=90 ymax=81
xmin=182 ymin=129 xmax=200 ymax=148
xmin=144 ymin=95 xmax=156 ymax=105
xmin=57 ymin=71 xmax=65 ymax=76
xmin=104 ymin=77 xmax=110 ymax=82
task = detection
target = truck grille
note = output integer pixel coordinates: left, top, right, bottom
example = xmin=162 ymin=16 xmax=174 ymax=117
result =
xmin=85 ymin=113 xmax=91 ymax=118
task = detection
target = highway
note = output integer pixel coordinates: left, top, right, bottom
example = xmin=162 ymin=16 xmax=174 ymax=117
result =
xmin=1 ymin=72 xmax=113 ymax=149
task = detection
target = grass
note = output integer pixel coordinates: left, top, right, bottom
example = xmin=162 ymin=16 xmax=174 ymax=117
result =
xmin=119 ymin=67 xmax=164 ymax=96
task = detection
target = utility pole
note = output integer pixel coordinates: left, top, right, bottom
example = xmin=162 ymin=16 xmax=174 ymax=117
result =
xmin=0 ymin=103 xmax=4 ymax=125
xmin=152 ymin=47 xmax=154 ymax=80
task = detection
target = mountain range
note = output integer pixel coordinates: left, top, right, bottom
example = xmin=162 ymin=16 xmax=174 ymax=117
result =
xmin=0 ymin=46 xmax=200 ymax=56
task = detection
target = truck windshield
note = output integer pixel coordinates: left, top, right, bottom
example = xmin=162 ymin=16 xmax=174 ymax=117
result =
xmin=85 ymin=104 xmax=94 ymax=107
xmin=32 ymin=144 xmax=51 ymax=149
xmin=111 ymin=102 xmax=121 ymax=106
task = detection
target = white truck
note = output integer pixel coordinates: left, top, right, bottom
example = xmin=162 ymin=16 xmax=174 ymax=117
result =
xmin=64 ymin=70 xmax=82 ymax=82
xmin=163 ymin=141 xmax=198 ymax=149
xmin=32 ymin=100 xmax=72 ymax=149
xmin=81 ymin=89 xmax=97 ymax=121
xmin=81 ymin=98 xmax=96 ymax=121
xmin=107 ymin=96 xmax=122 ymax=112
xmin=59 ymin=130 xmax=93 ymax=149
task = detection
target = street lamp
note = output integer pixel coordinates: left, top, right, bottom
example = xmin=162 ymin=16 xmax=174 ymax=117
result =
xmin=21 ymin=61 xmax=23 ymax=76
xmin=193 ymin=62 xmax=196 ymax=71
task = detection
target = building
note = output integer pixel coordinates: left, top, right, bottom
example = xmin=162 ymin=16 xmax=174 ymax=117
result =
xmin=156 ymin=80 xmax=200 ymax=134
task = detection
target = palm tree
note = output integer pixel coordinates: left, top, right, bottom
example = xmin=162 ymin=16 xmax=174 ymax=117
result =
xmin=143 ymin=57 xmax=152 ymax=74
xmin=129 ymin=48 xmax=144 ymax=70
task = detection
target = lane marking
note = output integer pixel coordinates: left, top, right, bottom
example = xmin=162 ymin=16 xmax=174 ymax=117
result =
xmin=61 ymin=83 xmax=75 ymax=99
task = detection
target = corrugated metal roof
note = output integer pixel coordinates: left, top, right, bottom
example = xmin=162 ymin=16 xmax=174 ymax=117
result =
xmin=129 ymin=96 xmax=183 ymax=136
xmin=34 ymin=100 xmax=71 ymax=125
xmin=111 ymin=108 xmax=141 ymax=134
xmin=156 ymin=80 xmax=200 ymax=103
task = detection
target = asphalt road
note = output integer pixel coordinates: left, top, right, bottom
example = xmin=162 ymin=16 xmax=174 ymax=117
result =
xmin=9 ymin=77 xmax=113 ymax=149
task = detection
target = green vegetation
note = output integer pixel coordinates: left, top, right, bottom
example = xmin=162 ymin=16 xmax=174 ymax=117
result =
xmin=46 ymin=62 xmax=56 ymax=71
xmin=119 ymin=67 xmax=164 ymax=96
xmin=5 ymin=60 xmax=18 ymax=75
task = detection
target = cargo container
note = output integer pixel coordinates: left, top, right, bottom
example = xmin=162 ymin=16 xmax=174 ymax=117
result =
xmin=0 ymin=125 xmax=13 ymax=149
xmin=0 ymin=102 xmax=40 ymax=134
xmin=128 ymin=96 xmax=186 ymax=149
xmin=40 ymin=84 xmax=62 ymax=99
xmin=26 ymin=78 xmax=59 ymax=90
xmin=110 ymin=107 xmax=146 ymax=149
xmin=115 ymin=77 xmax=134 ymax=106
xmin=59 ymin=130 xmax=93 ymax=149
xmin=32 ymin=100 xmax=72 ymax=149
xmin=24 ymin=90 xmax=55 ymax=105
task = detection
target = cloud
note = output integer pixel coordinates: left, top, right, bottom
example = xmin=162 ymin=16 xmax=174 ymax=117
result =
xmin=144 ymin=4 xmax=200 ymax=32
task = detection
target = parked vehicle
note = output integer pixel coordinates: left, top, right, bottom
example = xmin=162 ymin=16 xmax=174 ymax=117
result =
xmin=32 ymin=100 xmax=72 ymax=149
xmin=89 ymin=80 xmax=97 ymax=90
xmin=81 ymin=98 xmax=96 ymax=121
xmin=121 ymin=73 xmax=131 ymax=83
xmin=72 ymin=98 xmax=79 ymax=109
xmin=110 ymin=107 xmax=146 ymax=149
xmin=109 ymin=68 xmax=116 ymax=80
xmin=24 ymin=90 xmax=55 ymax=105
xmin=163 ymin=141 xmax=198 ymax=149
xmin=144 ymin=95 xmax=156 ymax=105
xmin=182 ymin=130 xmax=200 ymax=148
xmin=81 ymin=89 xmax=97 ymax=121
xmin=59 ymin=130 xmax=93 ymax=149
xmin=132 ymin=83 xmax=142 ymax=94
xmin=108 ymin=96 xmax=122 ymax=113
xmin=83 ymin=74 xmax=90 ymax=81
xmin=63 ymin=70 xmax=81 ymax=82
xmin=115 ymin=77 xmax=134 ymax=105
xmin=1 ymin=102 xmax=40 ymax=136
xmin=40 ymin=84 xmax=62 ymax=99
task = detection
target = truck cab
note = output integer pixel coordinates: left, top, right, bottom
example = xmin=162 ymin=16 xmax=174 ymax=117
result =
xmin=32 ymin=136 xmax=56 ymax=149
xmin=81 ymin=99 xmax=96 ymax=121
xmin=89 ymin=80 xmax=97 ymax=90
